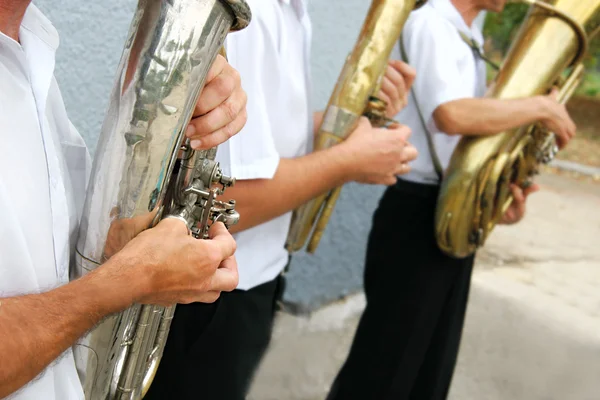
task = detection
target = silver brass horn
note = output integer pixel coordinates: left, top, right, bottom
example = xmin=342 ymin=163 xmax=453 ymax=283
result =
xmin=72 ymin=1 xmax=250 ymax=398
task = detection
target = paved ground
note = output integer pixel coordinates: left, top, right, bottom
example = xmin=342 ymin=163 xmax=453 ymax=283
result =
xmin=248 ymin=173 xmax=600 ymax=400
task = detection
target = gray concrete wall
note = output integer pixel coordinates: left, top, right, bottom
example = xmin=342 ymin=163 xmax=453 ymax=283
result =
xmin=37 ymin=0 xmax=395 ymax=310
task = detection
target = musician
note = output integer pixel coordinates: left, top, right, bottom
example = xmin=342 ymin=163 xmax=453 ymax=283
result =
xmin=144 ymin=0 xmax=418 ymax=399
xmin=0 ymin=2 xmax=248 ymax=399
xmin=327 ymin=0 xmax=577 ymax=399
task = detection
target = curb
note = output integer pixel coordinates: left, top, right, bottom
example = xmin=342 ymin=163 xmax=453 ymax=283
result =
xmin=550 ymin=159 xmax=600 ymax=178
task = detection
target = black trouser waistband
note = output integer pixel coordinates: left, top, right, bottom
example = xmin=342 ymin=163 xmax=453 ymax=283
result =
xmin=393 ymin=178 xmax=440 ymax=199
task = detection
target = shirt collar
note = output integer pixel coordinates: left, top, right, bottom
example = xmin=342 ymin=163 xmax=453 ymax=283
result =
xmin=20 ymin=3 xmax=60 ymax=51
xmin=14 ymin=4 xmax=59 ymax=119
xmin=429 ymin=0 xmax=484 ymax=46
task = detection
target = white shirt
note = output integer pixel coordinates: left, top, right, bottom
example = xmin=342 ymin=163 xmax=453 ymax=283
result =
xmin=391 ymin=0 xmax=487 ymax=185
xmin=0 ymin=4 xmax=90 ymax=399
xmin=219 ymin=0 xmax=312 ymax=290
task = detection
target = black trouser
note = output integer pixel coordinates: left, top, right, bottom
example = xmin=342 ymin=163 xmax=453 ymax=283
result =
xmin=144 ymin=275 xmax=285 ymax=400
xmin=327 ymin=179 xmax=475 ymax=400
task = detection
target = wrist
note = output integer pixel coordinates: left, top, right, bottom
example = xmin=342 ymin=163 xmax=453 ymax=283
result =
xmin=88 ymin=255 xmax=150 ymax=312
xmin=532 ymin=95 xmax=551 ymax=122
xmin=324 ymin=141 xmax=359 ymax=184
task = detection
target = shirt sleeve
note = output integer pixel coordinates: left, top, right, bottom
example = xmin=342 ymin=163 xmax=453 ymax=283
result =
xmin=403 ymin=15 xmax=473 ymax=132
xmin=216 ymin=13 xmax=280 ymax=180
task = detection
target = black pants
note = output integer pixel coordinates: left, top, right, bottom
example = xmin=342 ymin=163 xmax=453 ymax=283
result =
xmin=327 ymin=179 xmax=475 ymax=400
xmin=144 ymin=276 xmax=285 ymax=400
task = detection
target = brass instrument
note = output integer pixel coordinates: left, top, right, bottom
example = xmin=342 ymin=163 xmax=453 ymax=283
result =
xmin=72 ymin=1 xmax=250 ymax=398
xmin=286 ymin=0 xmax=427 ymax=254
xmin=435 ymin=0 xmax=600 ymax=258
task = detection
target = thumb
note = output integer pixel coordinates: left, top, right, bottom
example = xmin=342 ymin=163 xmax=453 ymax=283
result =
xmin=523 ymin=183 xmax=541 ymax=198
xmin=208 ymin=222 xmax=237 ymax=259
xmin=548 ymin=87 xmax=560 ymax=101
xmin=510 ymin=184 xmax=525 ymax=204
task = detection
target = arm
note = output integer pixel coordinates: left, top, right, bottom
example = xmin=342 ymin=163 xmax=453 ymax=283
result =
xmin=433 ymin=96 xmax=549 ymax=136
xmin=0 ymin=261 xmax=140 ymax=398
xmin=1 ymin=219 xmax=238 ymax=398
xmin=434 ymin=90 xmax=576 ymax=148
xmin=228 ymin=118 xmax=417 ymax=234
xmin=403 ymin=20 xmax=574 ymax=148
xmin=228 ymin=145 xmax=350 ymax=233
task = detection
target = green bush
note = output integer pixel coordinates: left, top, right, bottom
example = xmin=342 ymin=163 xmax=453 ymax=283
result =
xmin=483 ymin=4 xmax=600 ymax=98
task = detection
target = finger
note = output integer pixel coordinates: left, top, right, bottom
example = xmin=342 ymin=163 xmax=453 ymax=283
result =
xmin=401 ymin=145 xmax=418 ymax=163
xmin=510 ymin=184 xmax=525 ymax=204
xmin=555 ymin=129 xmax=570 ymax=149
xmin=157 ymin=217 xmax=190 ymax=235
xmin=208 ymin=222 xmax=237 ymax=258
xmin=394 ymin=163 xmax=412 ymax=176
xmin=523 ymin=183 xmax=540 ymax=197
xmin=383 ymin=175 xmax=398 ymax=186
xmin=503 ymin=209 xmax=515 ymax=224
xmin=387 ymin=124 xmax=412 ymax=141
xmin=377 ymin=90 xmax=392 ymax=106
xmin=385 ymin=61 xmax=405 ymax=84
xmin=384 ymin=64 xmax=407 ymax=98
xmin=181 ymin=291 xmax=221 ymax=304
xmin=568 ymin=119 xmax=577 ymax=139
xmin=549 ymin=87 xmax=560 ymax=100
xmin=194 ymin=60 xmax=241 ymax=117
xmin=189 ymin=109 xmax=247 ymax=150
xmin=189 ymin=85 xmax=246 ymax=142
xmin=380 ymin=76 xmax=403 ymax=111
xmin=390 ymin=60 xmax=417 ymax=91
xmin=133 ymin=209 xmax=160 ymax=233
xmin=510 ymin=184 xmax=527 ymax=219
xmin=209 ymin=256 xmax=239 ymax=292
xmin=197 ymin=291 xmax=222 ymax=304
xmin=204 ymin=54 xmax=227 ymax=93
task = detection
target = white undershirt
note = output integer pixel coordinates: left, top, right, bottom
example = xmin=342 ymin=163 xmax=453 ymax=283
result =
xmin=219 ymin=0 xmax=312 ymax=290
xmin=0 ymin=4 xmax=89 ymax=399
xmin=390 ymin=0 xmax=487 ymax=185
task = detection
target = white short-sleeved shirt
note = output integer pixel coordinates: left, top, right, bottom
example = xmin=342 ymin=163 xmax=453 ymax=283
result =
xmin=390 ymin=0 xmax=487 ymax=185
xmin=219 ymin=0 xmax=312 ymax=290
xmin=0 ymin=4 xmax=90 ymax=399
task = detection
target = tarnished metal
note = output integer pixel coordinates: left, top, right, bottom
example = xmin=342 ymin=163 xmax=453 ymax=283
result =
xmin=285 ymin=0 xmax=426 ymax=254
xmin=435 ymin=0 xmax=600 ymax=258
xmin=72 ymin=0 xmax=250 ymax=398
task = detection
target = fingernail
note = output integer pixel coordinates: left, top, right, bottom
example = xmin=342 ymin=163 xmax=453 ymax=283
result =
xmin=190 ymin=139 xmax=202 ymax=149
xmin=186 ymin=125 xmax=196 ymax=137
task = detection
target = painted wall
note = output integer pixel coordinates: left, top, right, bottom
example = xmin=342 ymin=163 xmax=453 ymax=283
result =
xmin=36 ymin=1 xmax=477 ymax=310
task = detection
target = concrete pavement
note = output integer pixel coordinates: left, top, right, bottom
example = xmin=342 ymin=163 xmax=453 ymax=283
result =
xmin=248 ymin=173 xmax=600 ymax=400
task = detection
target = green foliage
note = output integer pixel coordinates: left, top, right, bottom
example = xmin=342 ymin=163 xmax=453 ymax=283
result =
xmin=577 ymin=70 xmax=600 ymax=97
xmin=483 ymin=4 xmax=528 ymax=54
xmin=482 ymin=4 xmax=600 ymax=97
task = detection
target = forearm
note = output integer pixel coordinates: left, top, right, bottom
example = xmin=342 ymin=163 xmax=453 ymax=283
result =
xmin=0 ymin=262 xmax=139 ymax=398
xmin=228 ymin=145 xmax=352 ymax=233
xmin=434 ymin=97 xmax=547 ymax=136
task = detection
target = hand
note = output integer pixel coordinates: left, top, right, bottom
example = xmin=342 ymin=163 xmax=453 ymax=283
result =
xmin=341 ymin=117 xmax=418 ymax=185
xmin=499 ymin=183 xmax=540 ymax=225
xmin=377 ymin=60 xmax=416 ymax=118
xmin=111 ymin=219 xmax=238 ymax=306
xmin=538 ymin=88 xmax=576 ymax=149
xmin=186 ymin=54 xmax=248 ymax=150
xmin=103 ymin=209 xmax=158 ymax=259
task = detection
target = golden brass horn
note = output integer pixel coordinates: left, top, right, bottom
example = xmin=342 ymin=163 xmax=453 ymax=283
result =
xmin=286 ymin=0 xmax=426 ymax=254
xmin=435 ymin=0 xmax=600 ymax=258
